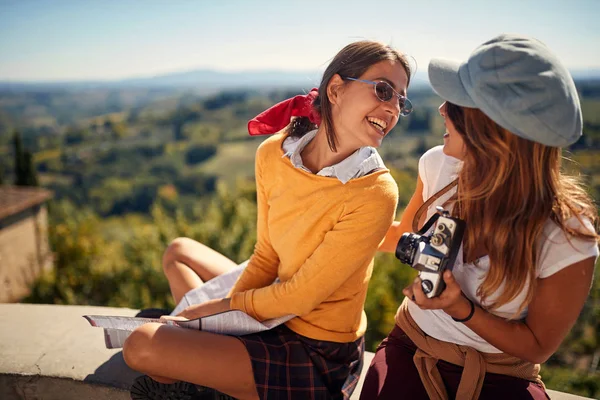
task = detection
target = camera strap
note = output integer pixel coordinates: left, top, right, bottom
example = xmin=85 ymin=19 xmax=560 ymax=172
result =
xmin=412 ymin=179 xmax=458 ymax=232
xmin=416 ymin=212 xmax=440 ymax=235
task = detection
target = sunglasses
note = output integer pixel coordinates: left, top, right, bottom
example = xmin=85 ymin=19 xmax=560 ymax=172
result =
xmin=343 ymin=77 xmax=413 ymax=117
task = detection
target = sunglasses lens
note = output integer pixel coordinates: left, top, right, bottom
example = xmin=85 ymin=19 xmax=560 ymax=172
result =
xmin=368 ymin=79 xmax=413 ymax=116
xmin=375 ymin=82 xmax=394 ymax=101
xmin=398 ymin=98 xmax=406 ymax=110
xmin=401 ymin=98 xmax=413 ymax=116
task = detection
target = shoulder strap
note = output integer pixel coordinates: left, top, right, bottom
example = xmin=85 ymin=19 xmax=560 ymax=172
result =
xmin=412 ymin=179 xmax=458 ymax=232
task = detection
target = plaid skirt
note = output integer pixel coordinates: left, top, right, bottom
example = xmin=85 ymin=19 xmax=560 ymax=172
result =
xmin=235 ymin=324 xmax=364 ymax=400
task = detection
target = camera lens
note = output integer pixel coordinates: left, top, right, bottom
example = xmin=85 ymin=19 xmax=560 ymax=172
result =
xmin=431 ymin=233 xmax=444 ymax=246
xmin=395 ymin=233 xmax=421 ymax=264
xmin=437 ymin=223 xmax=449 ymax=234
xmin=421 ymin=279 xmax=434 ymax=294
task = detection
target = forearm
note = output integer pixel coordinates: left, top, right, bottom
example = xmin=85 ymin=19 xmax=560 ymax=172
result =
xmin=228 ymin=251 xmax=278 ymax=295
xmin=408 ymin=257 xmax=596 ymax=366
xmin=452 ymin=259 xmax=596 ymax=364
xmin=176 ymin=298 xmax=232 ymax=319
xmin=379 ymin=177 xmax=424 ymax=253
xmin=379 ymin=221 xmax=402 ymax=253
xmin=379 ymin=218 xmax=414 ymax=253
xmin=408 ymin=273 xmax=549 ymax=362
xmin=450 ymin=303 xmax=548 ymax=363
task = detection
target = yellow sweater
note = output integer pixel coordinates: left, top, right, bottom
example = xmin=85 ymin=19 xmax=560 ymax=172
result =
xmin=229 ymin=133 xmax=398 ymax=343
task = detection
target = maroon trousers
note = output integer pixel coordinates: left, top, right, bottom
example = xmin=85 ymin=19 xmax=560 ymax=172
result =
xmin=359 ymin=326 xmax=549 ymax=400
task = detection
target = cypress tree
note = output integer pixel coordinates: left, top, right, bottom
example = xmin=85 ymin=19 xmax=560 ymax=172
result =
xmin=13 ymin=131 xmax=27 ymax=186
xmin=13 ymin=131 xmax=38 ymax=186
xmin=23 ymin=151 xmax=38 ymax=186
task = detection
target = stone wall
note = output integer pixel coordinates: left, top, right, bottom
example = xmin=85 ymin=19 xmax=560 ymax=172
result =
xmin=0 ymin=205 xmax=53 ymax=302
xmin=0 ymin=304 xmax=593 ymax=400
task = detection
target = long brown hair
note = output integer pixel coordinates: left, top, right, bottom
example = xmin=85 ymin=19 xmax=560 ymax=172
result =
xmin=288 ymin=41 xmax=411 ymax=151
xmin=445 ymin=102 xmax=599 ymax=315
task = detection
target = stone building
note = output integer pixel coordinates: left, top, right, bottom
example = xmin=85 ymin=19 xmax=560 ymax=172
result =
xmin=0 ymin=186 xmax=53 ymax=302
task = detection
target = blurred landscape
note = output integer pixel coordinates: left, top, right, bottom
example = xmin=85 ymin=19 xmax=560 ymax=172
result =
xmin=1 ymin=70 xmax=599 ymax=397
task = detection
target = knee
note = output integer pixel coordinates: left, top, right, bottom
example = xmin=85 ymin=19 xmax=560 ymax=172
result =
xmin=162 ymin=237 xmax=191 ymax=272
xmin=122 ymin=323 xmax=161 ymax=371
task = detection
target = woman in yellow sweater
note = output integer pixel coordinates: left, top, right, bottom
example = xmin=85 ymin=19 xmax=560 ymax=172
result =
xmin=360 ymin=34 xmax=599 ymax=400
xmin=123 ymin=40 xmax=412 ymax=400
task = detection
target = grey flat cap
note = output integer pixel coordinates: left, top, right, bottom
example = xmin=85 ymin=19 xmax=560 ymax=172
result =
xmin=428 ymin=34 xmax=582 ymax=147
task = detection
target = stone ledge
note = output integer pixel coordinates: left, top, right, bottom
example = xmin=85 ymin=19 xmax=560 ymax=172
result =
xmin=0 ymin=375 xmax=129 ymax=400
xmin=0 ymin=304 xmax=139 ymax=400
xmin=0 ymin=304 xmax=592 ymax=400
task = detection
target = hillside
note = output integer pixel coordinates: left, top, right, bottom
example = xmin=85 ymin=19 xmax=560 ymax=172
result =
xmin=0 ymin=79 xmax=599 ymax=398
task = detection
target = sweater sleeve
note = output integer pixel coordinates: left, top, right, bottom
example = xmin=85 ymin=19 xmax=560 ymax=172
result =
xmin=230 ymin=179 xmax=398 ymax=320
xmin=228 ymin=143 xmax=280 ymax=296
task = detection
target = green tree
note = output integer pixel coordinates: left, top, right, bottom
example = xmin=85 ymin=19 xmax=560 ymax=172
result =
xmin=185 ymin=144 xmax=217 ymax=165
xmin=25 ymin=201 xmax=118 ymax=305
xmin=111 ymin=121 xmax=127 ymax=140
xmin=407 ymin=109 xmax=431 ymax=132
xmin=103 ymin=118 xmax=113 ymax=132
xmin=63 ymin=128 xmax=88 ymax=145
xmin=13 ymin=131 xmax=27 ymax=186
xmin=25 ymin=178 xmax=258 ymax=309
xmin=173 ymin=119 xmax=186 ymax=141
xmin=22 ymin=151 xmax=38 ymax=186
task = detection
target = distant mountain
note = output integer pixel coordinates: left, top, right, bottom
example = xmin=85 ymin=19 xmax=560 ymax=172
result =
xmin=119 ymin=68 xmax=432 ymax=89
xmin=0 ymin=67 xmax=595 ymax=92
xmin=0 ymin=69 xmax=323 ymax=91
xmin=0 ymin=68 xmax=431 ymax=91
xmin=118 ymin=69 xmax=323 ymax=89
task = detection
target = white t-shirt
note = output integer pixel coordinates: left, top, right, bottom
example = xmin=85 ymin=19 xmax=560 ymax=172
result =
xmin=408 ymin=146 xmax=599 ymax=353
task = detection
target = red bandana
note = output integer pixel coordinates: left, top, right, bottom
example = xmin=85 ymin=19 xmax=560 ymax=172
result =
xmin=248 ymin=88 xmax=321 ymax=136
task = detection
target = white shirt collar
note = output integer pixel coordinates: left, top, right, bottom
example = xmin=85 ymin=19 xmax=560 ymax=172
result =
xmin=282 ymin=130 xmax=386 ymax=184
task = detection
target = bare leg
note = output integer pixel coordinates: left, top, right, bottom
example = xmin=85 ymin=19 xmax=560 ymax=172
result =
xmin=123 ymin=323 xmax=259 ymax=400
xmin=162 ymin=237 xmax=239 ymax=304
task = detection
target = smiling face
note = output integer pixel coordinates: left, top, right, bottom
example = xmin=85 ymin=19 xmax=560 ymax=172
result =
xmin=439 ymin=101 xmax=467 ymax=159
xmin=329 ymin=60 xmax=409 ymax=151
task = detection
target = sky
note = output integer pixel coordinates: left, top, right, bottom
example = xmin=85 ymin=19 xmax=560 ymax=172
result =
xmin=0 ymin=0 xmax=598 ymax=82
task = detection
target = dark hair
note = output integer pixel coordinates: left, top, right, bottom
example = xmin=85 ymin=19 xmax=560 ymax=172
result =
xmin=288 ymin=41 xmax=412 ymax=152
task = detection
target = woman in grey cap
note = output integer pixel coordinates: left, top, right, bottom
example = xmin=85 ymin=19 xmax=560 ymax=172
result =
xmin=361 ymin=34 xmax=599 ymax=400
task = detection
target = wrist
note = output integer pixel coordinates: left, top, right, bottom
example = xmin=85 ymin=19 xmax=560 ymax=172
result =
xmin=446 ymin=295 xmax=475 ymax=322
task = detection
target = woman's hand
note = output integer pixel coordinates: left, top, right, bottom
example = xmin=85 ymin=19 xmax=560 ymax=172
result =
xmin=159 ymin=315 xmax=189 ymax=323
xmin=402 ymin=270 xmax=473 ymax=320
xmin=174 ymin=298 xmax=232 ymax=320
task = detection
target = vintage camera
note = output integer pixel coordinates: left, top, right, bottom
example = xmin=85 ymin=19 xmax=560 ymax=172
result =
xmin=395 ymin=206 xmax=466 ymax=298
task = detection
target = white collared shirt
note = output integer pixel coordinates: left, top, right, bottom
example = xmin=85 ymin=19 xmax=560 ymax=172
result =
xmin=282 ymin=130 xmax=386 ymax=184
